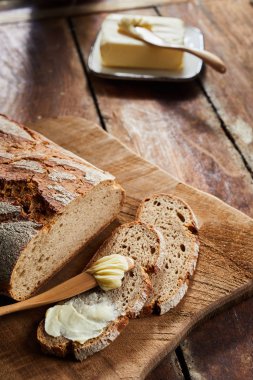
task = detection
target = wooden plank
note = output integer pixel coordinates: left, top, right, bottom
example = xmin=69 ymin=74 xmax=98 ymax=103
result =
xmin=146 ymin=352 xmax=184 ymax=380
xmin=159 ymin=0 xmax=253 ymax=171
xmin=0 ymin=18 xmax=98 ymax=124
xmin=0 ymin=0 xmax=188 ymax=24
xmin=1 ymin=116 xmax=252 ymax=380
xmin=182 ymin=296 xmax=253 ymax=380
xmin=72 ymin=11 xmax=253 ymax=216
xmin=157 ymin=1 xmax=253 ymax=378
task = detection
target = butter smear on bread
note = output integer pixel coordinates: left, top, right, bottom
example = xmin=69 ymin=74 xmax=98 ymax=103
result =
xmin=44 ymin=254 xmax=134 ymax=343
xmin=45 ymin=297 xmax=119 ymax=344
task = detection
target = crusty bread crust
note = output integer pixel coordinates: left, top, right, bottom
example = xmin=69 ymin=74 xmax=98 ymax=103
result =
xmin=137 ymin=193 xmax=199 ymax=315
xmin=0 ymin=114 xmax=124 ymax=299
xmin=37 ymin=316 xmax=129 ymax=360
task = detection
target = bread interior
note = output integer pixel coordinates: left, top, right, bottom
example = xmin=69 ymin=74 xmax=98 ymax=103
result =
xmin=11 ymin=182 xmax=123 ymax=300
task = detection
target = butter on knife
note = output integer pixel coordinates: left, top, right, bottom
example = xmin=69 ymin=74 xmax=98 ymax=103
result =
xmin=100 ymin=14 xmax=185 ymax=70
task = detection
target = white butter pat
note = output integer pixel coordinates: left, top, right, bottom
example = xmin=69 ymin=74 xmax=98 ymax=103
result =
xmin=100 ymin=14 xmax=185 ymax=70
xmin=45 ymin=295 xmax=119 ymax=344
xmin=86 ymin=254 xmax=134 ymax=291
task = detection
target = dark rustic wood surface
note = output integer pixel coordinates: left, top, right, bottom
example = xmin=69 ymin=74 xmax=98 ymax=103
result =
xmin=0 ymin=18 xmax=98 ymax=123
xmin=182 ymin=296 xmax=253 ymax=380
xmin=0 ymin=0 xmax=252 ymax=378
xmin=160 ymin=0 xmax=253 ymax=173
xmin=146 ymin=351 xmax=184 ymax=380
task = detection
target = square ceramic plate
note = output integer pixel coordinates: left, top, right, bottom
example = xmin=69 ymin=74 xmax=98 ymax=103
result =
xmin=88 ymin=26 xmax=204 ymax=82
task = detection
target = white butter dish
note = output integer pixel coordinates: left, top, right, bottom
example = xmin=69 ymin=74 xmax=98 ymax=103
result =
xmin=88 ymin=26 xmax=204 ymax=82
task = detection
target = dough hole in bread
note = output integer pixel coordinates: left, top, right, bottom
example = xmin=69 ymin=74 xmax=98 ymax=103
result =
xmin=176 ymin=212 xmax=185 ymax=223
xmin=188 ymin=225 xmax=198 ymax=234
xmin=150 ymin=246 xmax=156 ymax=254
xmin=180 ymin=244 xmax=186 ymax=252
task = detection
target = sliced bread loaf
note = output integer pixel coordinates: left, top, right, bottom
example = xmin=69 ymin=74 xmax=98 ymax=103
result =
xmin=137 ymin=194 xmax=199 ymax=315
xmin=37 ymin=222 xmax=160 ymax=360
xmin=0 ymin=115 xmax=124 ymax=300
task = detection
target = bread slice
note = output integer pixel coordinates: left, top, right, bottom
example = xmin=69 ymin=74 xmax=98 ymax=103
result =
xmin=38 ymin=265 xmax=150 ymax=361
xmin=88 ymin=221 xmax=166 ymax=317
xmin=37 ymin=222 xmax=159 ymax=360
xmin=137 ymin=194 xmax=199 ymax=315
xmin=0 ymin=115 xmax=124 ymax=301
xmin=90 ymin=221 xmax=166 ymax=276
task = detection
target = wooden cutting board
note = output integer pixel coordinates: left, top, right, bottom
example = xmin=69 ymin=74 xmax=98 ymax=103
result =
xmin=1 ymin=116 xmax=253 ymax=380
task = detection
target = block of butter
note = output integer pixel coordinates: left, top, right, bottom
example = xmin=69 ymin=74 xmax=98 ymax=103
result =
xmin=100 ymin=14 xmax=185 ymax=70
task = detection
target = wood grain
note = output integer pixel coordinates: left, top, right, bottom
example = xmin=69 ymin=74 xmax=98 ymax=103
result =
xmin=160 ymin=0 xmax=253 ymax=172
xmin=1 ymin=116 xmax=252 ymax=380
xmin=0 ymin=18 xmax=98 ymax=124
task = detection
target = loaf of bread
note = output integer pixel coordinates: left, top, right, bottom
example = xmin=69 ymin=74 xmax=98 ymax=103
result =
xmin=0 ymin=115 xmax=124 ymax=300
xmin=137 ymin=194 xmax=199 ymax=314
xmin=37 ymin=222 xmax=155 ymax=360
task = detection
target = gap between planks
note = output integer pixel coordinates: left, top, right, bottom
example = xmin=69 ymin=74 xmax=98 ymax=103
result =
xmin=157 ymin=1 xmax=253 ymax=178
xmin=195 ymin=78 xmax=253 ymax=178
xmin=67 ymin=18 xmax=107 ymax=131
xmin=160 ymin=4 xmax=253 ymax=180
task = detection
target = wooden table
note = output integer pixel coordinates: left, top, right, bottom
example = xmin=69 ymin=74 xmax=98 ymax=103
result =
xmin=0 ymin=0 xmax=252 ymax=378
